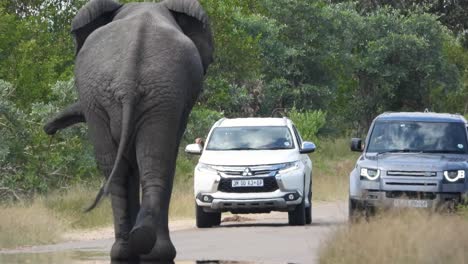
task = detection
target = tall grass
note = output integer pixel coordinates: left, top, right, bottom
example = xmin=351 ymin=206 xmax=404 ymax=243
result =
xmin=44 ymin=185 xmax=113 ymax=229
xmin=312 ymin=138 xmax=359 ymax=201
xmin=170 ymin=154 xmax=197 ymax=219
xmin=0 ymin=201 xmax=64 ymax=248
xmin=320 ymin=210 xmax=468 ymax=264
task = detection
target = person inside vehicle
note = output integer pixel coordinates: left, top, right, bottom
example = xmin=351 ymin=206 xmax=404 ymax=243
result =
xmin=195 ymin=137 xmax=205 ymax=148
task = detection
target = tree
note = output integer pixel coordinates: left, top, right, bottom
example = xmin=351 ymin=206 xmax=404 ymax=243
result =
xmin=345 ymin=8 xmax=461 ymax=129
xmin=0 ymin=0 xmax=81 ymax=108
xmin=332 ymin=0 xmax=468 ymax=46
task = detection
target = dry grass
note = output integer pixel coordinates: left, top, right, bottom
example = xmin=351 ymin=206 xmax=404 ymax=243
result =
xmin=169 ymin=177 xmax=195 ymax=220
xmin=44 ymin=185 xmax=113 ymax=229
xmin=320 ymin=209 xmax=468 ymax=264
xmin=0 ymin=201 xmax=64 ymax=249
xmin=312 ymin=138 xmax=359 ymax=201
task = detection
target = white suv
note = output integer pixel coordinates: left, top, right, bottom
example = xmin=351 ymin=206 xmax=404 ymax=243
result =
xmin=185 ymin=117 xmax=315 ymax=227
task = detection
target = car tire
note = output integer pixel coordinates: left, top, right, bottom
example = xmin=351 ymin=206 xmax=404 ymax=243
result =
xmin=288 ymin=198 xmax=306 ymax=226
xmin=196 ymin=204 xmax=221 ymax=228
xmin=349 ymin=197 xmax=366 ymax=222
xmin=305 ymin=188 xmax=312 ymax=225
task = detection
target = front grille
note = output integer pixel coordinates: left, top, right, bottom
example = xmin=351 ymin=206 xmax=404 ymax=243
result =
xmin=386 ymin=191 xmax=436 ymax=200
xmin=214 ymin=164 xmax=283 ymax=177
xmin=387 ymin=171 xmax=437 ymax=177
xmin=386 ymin=182 xmax=437 ymax=186
xmin=220 ymin=169 xmax=273 ymax=176
xmin=218 ymin=177 xmax=279 ymax=193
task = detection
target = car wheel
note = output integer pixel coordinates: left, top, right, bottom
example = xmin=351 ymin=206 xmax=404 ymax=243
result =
xmin=288 ymin=198 xmax=306 ymax=226
xmin=305 ymin=188 xmax=312 ymax=225
xmin=349 ymin=197 xmax=366 ymax=223
xmin=196 ymin=204 xmax=221 ymax=228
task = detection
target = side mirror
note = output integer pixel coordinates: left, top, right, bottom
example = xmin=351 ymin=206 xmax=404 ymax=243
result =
xmin=350 ymin=138 xmax=363 ymax=152
xmin=185 ymin=143 xmax=202 ymax=155
xmin=300 ymin=141 xmax=316 ymax=154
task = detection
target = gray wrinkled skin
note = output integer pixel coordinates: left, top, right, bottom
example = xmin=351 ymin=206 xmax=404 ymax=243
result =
xmin=44 ymin=0 xmax=213 ymax=260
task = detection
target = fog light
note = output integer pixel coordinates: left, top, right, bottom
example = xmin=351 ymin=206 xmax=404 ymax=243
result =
xmin=197 ymin=193 xmax=213 ymax=203
xmin=284 ymin=192 xmax=299 ymax=201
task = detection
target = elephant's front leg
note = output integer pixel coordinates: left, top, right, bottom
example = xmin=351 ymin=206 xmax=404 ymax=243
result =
xmin=130 ymin=116 xmax=179 ymax=260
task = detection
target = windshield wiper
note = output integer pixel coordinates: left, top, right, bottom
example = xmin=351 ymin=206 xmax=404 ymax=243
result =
xmin=377 ymin=149 xmax=416 ymax=155
xmin=224 ymin=147 xmax=258 ymax=151
xmin=420 ymin=150 xmax=464 ymax=154
xmin=265 ymin=147 xmax=290 ymax=150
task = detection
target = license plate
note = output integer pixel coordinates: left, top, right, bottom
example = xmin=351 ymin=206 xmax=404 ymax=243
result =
xmin=393 ymin=199 xmax=428 ymax=208
xmin=232 ymin=179 xmax=264 ymax=187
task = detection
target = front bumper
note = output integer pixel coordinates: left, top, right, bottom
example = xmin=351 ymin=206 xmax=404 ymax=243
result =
xmin=351 ymin=169 xmax=467 ymax=209
xmin=353 ymin=190 xmax=464 ymax=209
xmin=196 ymin=190 xmax=303 ymax=213
xmin=194 ymin=166 xmax=306 ymax=213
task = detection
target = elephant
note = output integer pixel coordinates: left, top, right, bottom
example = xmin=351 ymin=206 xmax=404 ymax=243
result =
xmin=44 ymin=0 xmax=213 ymax=260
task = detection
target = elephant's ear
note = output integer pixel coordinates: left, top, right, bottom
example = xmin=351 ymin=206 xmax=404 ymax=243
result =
xmin=71 ymin=0 xmax=123 ymax=54
xmin=164 ymin=0 xmax=214 ymax=74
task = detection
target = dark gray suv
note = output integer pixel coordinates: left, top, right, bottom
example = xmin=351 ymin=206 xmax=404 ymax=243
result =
xmin=349 ymin=112 xmax=468 ymax=218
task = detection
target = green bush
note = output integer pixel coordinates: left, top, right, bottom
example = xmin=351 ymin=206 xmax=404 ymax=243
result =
xmin=288 ymin=107 xmax=327 ymax=142
xmin=183 ymin=106 xmax=224 ymax=145
xmin=0 ymin=79 xmax=97 ymax=200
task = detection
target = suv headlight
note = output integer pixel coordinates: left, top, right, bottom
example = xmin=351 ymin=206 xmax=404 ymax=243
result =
xmin=360 ymin=168 xmax=380 ymax=181
xmin=443 ymin=170 xmax=465 ymax=183
xmin=196 ymin=163 xmax=218 ymax=174
xmin=279 ymin=161 xmax=301 ymax=174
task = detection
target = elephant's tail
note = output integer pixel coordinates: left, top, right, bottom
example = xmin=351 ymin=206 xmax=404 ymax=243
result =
xmin=85 ymin=95 xmax=136 ymax=212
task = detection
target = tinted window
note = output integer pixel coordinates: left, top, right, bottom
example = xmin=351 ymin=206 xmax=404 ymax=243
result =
xmin=367 ymin=121 xmax=468 ymax=154
xmin=206 ymin=126 xmax=295 ymax=151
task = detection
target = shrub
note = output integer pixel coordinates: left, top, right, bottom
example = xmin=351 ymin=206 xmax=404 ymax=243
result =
xmin=0 ymin=79 xmax=97 ymax=200
xmin=288 ymin=107 xmax=327 ymax=142
xmin=182 ymin=106 xmax=224 ymax=145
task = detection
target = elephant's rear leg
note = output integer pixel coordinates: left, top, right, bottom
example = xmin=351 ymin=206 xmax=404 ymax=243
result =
xmin=86 ymin=113 xmax=139 ymax=260
xmin=130 ymin=115 xmax=180 ymax=260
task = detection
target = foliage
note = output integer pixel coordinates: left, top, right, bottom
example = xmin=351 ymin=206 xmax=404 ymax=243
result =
xmin=183 ymin=106 xmax=224 ymax=145
xmin=198 ymin=0 xmax=264 ymax=116
xmin=346 ymin=8 xmax=461 ymax=129
xmin=0 ymin=2 xmax=78 ymax=108
xmin=0 ymin=79 xmax=97 ymax=199
xmin=288 ymin=108 xmax=327 ymax=142
xmin=332 ymin=0 xmax=468 ymax=39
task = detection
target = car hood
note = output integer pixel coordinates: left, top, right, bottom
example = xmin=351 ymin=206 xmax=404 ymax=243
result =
xmin=361 ymin=153 xmax=468 ymax=172
xmin=199 ymin=149 xmax=300 ymax=166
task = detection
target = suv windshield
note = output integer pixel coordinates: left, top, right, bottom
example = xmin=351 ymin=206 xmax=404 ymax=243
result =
xmin=206 ymin=126 xmax=295 ymax=151
xmin=367 ymin=121 xmax=468 ymax=154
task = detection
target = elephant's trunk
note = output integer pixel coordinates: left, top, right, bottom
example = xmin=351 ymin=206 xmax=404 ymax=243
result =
xmin=85 ymin=95 xmax=136 ymax=212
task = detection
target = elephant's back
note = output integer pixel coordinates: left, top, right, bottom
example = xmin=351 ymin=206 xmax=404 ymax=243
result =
xmin=75 ymin=10 xmax=203 ymax=110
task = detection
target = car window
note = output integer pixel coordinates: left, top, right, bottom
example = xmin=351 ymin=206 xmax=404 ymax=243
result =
xmin=367 ymin=121 xmax=468 ymax=154
xmin=206 ymin=126 xmax=295 ymax=151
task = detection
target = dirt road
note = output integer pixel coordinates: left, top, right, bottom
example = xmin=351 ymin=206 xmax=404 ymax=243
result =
xmin=0 ymin=201 xmax=347 ymax=264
